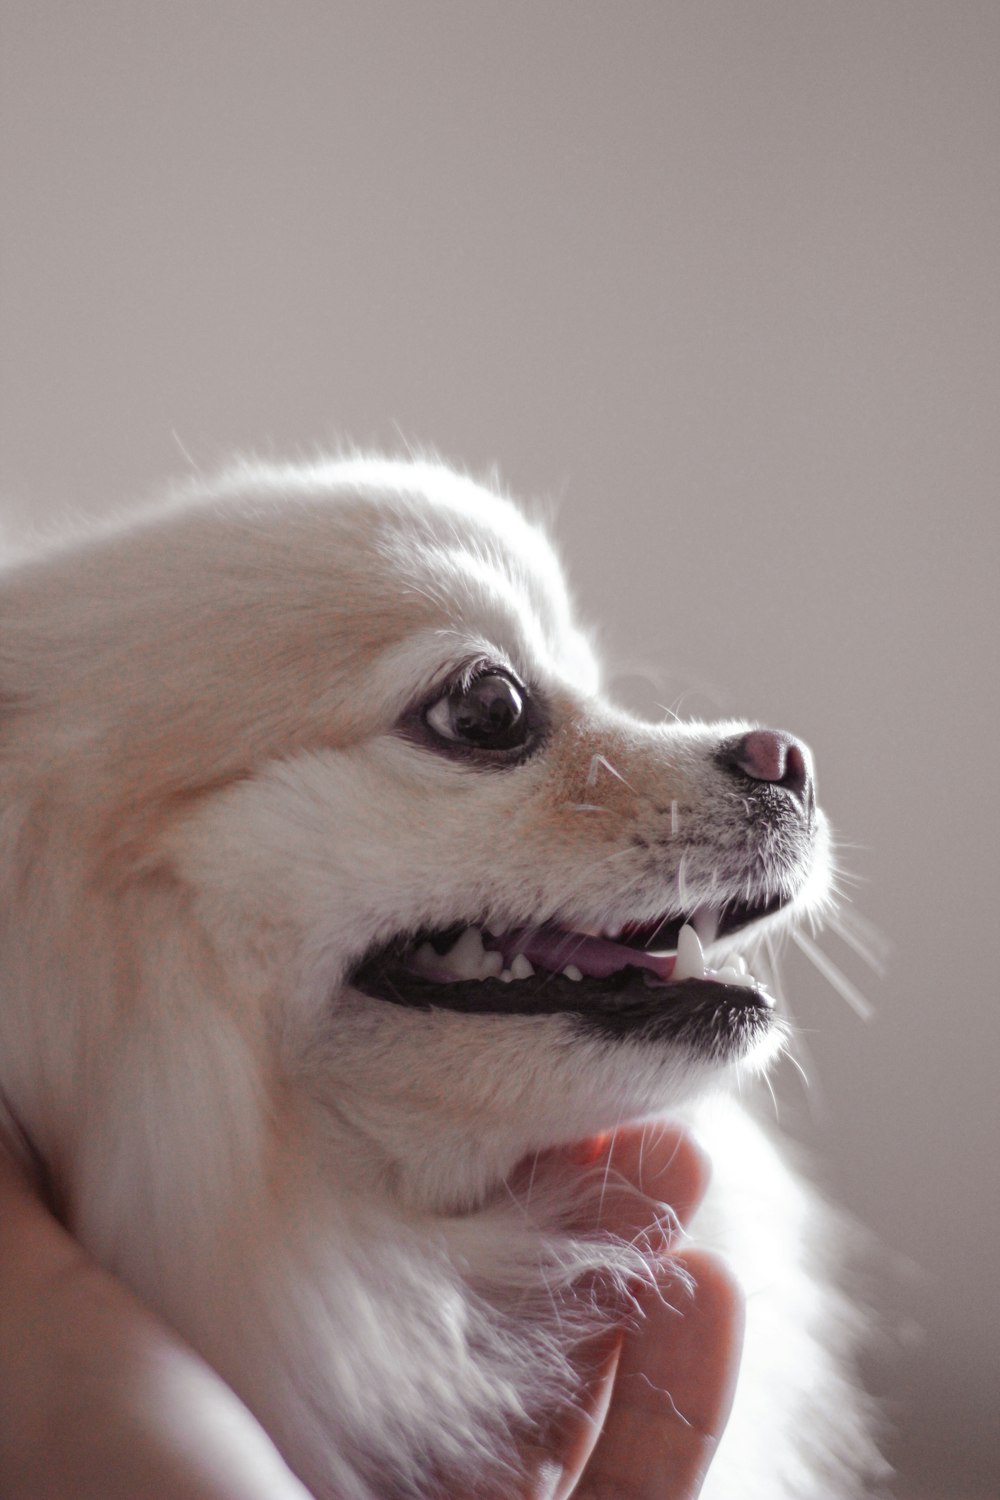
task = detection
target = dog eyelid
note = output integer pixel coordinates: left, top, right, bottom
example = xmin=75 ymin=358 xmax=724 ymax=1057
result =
xmin=417 ymin=665 xmax=543 ymax=761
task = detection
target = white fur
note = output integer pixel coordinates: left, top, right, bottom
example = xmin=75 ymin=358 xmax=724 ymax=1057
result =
xmin=0 ymin=458 xmax=886 ymax=1497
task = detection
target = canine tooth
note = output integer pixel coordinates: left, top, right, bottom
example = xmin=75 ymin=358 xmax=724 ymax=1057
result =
xmin=673 ymin=923 xmax=706 ymax=981
xmin=563 ymin=964 xmax=583 ymax=982
xmin=446 ymin=927 xmax=489 ymax=978
xmin=509 ymin=953 xmax=534 ymax=980
xmin=412 ymin=942 xmax=439 ymax=972
xmin=481 ymin=949 xmax=503 ymax=979
xmin=499 ymin=969 xmax=513 ymax=983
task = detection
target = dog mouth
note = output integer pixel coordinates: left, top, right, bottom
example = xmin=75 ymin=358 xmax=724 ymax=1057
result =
xmin=351 ymin=894 xmax=789 ymax=1051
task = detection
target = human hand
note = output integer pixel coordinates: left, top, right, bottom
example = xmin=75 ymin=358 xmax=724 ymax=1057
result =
xmin=0 ymin=1124 xmax=740 ymax=1500
xmin=519 ymin=1123 xmax=744 ymax=1500
xmin=0 ymin=1140 xmax=312 ymax=1500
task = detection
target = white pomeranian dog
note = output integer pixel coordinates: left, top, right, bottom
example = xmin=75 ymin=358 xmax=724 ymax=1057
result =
xmin=0 ymin=457 xmax=884 ymax=1497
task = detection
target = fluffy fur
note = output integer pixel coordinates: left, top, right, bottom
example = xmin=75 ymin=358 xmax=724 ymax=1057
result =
xmin=0 ymin=457 xmax=885 ymax=1497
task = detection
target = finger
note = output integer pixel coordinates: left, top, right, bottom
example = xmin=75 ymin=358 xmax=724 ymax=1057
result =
xmin=504 ymin=1125 xmax=717 ymax=1497
xmin=526 ymin=1239 xmax=738 ymax=1499
xmin=583 ymin=1122 xmax=712 ymax=1237
xmin=515 ymin=1121 xmax=711 ymax=1247
xmin=0 ymin=1145 xmax=315 ymax=1500
xmin=543 ymin=1123 xmax=711 ymax=1254
xmin=520 ymin=1328 xmax=623 ymax=1500
xmin=570 ymin=1248 xmax=744 ymax=1500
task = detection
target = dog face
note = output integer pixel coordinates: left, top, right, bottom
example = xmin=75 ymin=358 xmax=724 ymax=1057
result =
xmin=1 ymin=458 xmax=829 ymax=1219
xmin=0 ymin=456 xmax=851 ymax=1497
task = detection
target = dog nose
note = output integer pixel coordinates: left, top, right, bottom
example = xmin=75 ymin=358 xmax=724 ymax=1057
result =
xmin=717 ymin=729 xmax=813 ymax=803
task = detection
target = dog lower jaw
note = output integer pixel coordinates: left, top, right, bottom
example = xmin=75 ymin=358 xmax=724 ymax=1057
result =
xmin=343 ymin=964 xmax=781 ymax=1216
xmin=330 ymin=1001 xmax=786 ymax=1217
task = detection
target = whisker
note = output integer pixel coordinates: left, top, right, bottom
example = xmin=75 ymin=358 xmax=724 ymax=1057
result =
xmin=761 ymin=931 xmax=788 ymax=1004
xmin=645 ymin=913 xmax=680 ymax=948
xmin=791 ymin=930 xmax=875 ymax=1022
xmin=677 ymin=850 xmax=691 ymax=909
xmin=783 ymin=1049 xmax=813 ymax=1095
xmin=597 ymin=1107 xmax=627 ymax=1220
xmin=586 ymin=754 xmax=636 ymax=792
xmin=825 ymin=907 xmax=891 ymax=977
xmin=759 ymin=931 xmax=827 ymax=1122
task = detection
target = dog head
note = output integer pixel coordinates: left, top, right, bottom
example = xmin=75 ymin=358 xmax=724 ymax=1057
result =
xmin=0 ymin=457 xmax=831 ymax=1219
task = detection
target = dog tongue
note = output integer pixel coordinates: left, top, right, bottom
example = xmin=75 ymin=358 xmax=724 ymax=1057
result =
xmin=495 ymin=927 xmax=677 ymax=981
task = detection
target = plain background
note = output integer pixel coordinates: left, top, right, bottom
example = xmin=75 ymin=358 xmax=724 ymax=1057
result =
xmin=1 ymin=4 xmax=997 ymax=1497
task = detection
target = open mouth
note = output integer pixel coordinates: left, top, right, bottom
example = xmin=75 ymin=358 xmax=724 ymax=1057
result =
xmin=351 ymin=894 xmax=790 ymax=1050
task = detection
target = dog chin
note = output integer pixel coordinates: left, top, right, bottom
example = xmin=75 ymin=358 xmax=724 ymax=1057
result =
xmin=330 ymin=1009 xmax=770 ymax=1216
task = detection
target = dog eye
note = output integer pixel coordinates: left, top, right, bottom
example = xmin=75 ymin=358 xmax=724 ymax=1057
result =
xmin=424 ymin=671 xmax=531 ymax=752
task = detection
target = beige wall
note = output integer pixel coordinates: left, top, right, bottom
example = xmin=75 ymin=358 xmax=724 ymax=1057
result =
xmin=2 ymin=3 xmax=997 ymax=1494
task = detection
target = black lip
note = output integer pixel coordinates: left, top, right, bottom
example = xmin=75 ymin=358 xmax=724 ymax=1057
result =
xmin=350 ymin=960 xmax=775 ymax=1053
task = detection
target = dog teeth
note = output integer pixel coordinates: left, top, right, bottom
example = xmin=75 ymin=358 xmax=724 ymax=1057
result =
xmin=427 ymin=930 xmax=530 ymax=982
xmin=673 ymin=923 xmax=706 ymax=981
xmin=413 ymin=923 xmax=769 ymax=998
xmin=416 ymin=922 xmax=769 ymax=998
xmin=710 ymin=953 xmax=765 ymax=991
xmin=447 ymin=927 xmax=483 ymax=973
xmin=715 ymin=966 xmax=759 ymax=991
xmin=444 ymin=927 xmax=492 ymax=979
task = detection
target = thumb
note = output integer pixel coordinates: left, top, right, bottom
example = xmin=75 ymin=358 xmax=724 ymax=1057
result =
xmin=568 ymin=1248 xmax=744 ymax=1500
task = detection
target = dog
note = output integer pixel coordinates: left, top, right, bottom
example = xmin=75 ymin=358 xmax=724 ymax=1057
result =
xmin=0 ymin=456 xmax=885 ymax=1497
